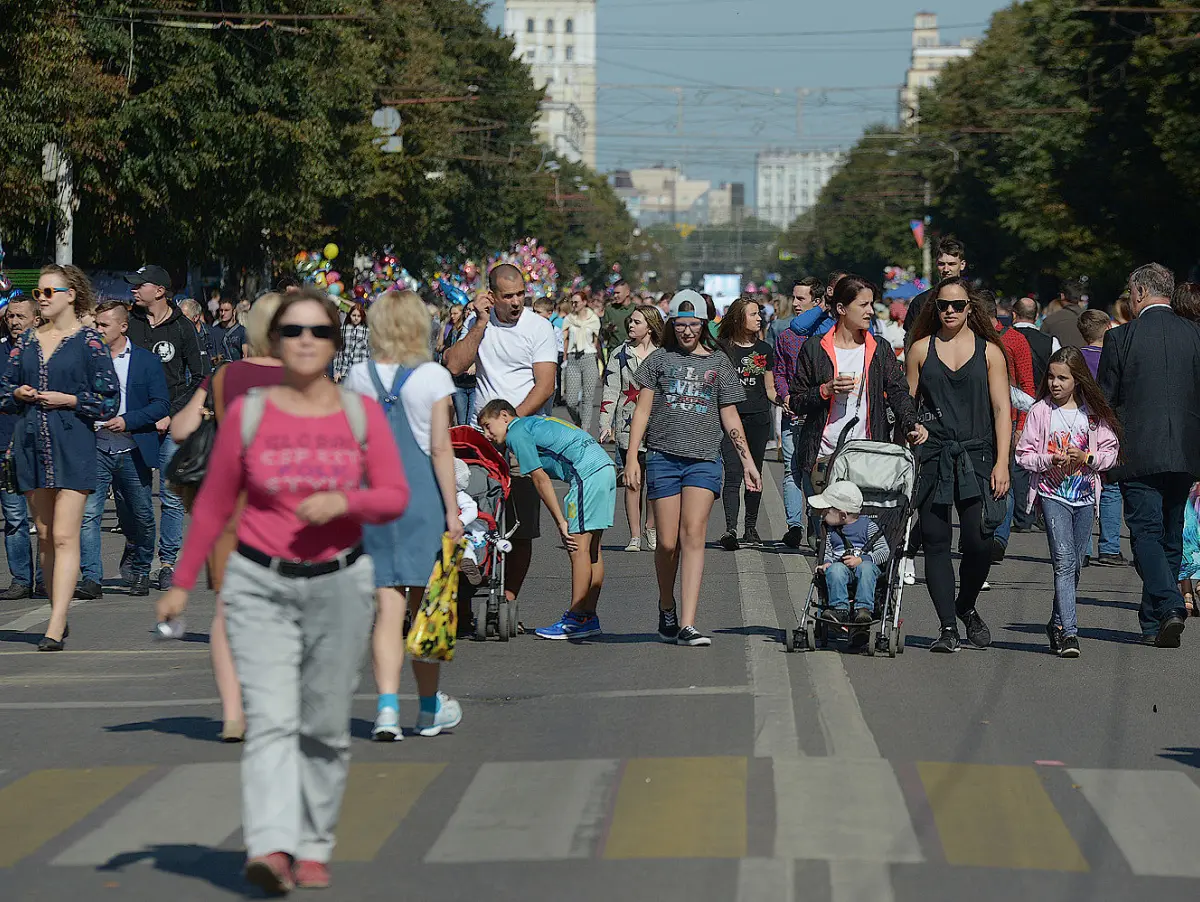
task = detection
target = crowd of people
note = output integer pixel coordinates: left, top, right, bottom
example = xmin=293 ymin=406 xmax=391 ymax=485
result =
xmin=2 ymin=246 xmax=1199 ymax=893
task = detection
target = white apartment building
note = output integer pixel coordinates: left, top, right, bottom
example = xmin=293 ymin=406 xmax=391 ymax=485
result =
xmin=611 ymin=166 xmax=715 ymax=227
xmin=504 ymin=0 xmax=597 ymax=168
xmin=755 ymin=150 xmax=845 ymax=229
xmin=900 ymin=11 xmax=977 ymax=126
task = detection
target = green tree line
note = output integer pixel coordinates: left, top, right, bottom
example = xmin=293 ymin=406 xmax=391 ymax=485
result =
xmin=772 ymin=0 xmax=1200 ymax=302
xmin=0 ymin=1 xmax=633 ymax=290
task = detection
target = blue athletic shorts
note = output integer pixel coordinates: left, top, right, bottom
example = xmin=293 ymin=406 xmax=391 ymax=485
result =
xmin=645 ymin=451 xmax=723 ymax=501
xmin=565 ymin=465 xmax=617 ymax=534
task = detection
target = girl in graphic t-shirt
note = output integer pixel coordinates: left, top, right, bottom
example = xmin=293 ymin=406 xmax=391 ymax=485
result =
xmin=625 ymin=290 xmax=762 ymax=647
xmin=1016 ymin=347 xmax=1120 ymax=659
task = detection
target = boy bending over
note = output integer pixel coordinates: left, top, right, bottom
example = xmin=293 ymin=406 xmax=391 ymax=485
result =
xmin=478 ymin=400 xmax=617 ymax=640
xmin=808 ymin=481 xmax=889 ymax=625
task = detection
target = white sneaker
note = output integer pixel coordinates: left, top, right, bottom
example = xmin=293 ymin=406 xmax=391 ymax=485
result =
xmin=371 ymin=707 xmax=402 ymax=742
xmin=981 ymin=581 xmax=992 ymax=591
xmin=644 ymin=528 xmax=657 ymax=551
xmin=624 ymin=536 xmax=641 ymax=552
xmin=414 ymin=692 xmax=463 ymax=737
xmin=901 ymin=558 xmax=916 ymax=586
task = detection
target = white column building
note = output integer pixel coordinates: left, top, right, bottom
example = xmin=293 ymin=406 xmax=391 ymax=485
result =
xmin=755 ymin=150 xmax=845 ymax=230
xmin=504 ymin=0 xmax=597 ymax=168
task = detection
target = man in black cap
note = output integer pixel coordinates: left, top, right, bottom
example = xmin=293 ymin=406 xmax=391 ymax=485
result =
xmin=125 ymin=265 xmax=204 ymax=589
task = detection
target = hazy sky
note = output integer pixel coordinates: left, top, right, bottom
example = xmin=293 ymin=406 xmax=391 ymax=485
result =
xmin=489 ymin=0 xmax=1012 ymax=202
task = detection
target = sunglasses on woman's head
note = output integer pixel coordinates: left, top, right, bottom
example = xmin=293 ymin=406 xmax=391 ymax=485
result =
xmin=278 ymin=323 xmax=334 ymax=340
xmin=31 ymin=287 xmax=70 ymax=301
xmin=935 ymin=299 xmax=968 ymax=314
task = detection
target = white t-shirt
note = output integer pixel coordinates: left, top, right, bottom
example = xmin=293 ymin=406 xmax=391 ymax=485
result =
xmin=472 ymin=308 xmax=558 ymax=423
xmin=343 ymin=360 xmax=455 ymax=455
xmin=819 ymin=344 xmax=868 ymax=456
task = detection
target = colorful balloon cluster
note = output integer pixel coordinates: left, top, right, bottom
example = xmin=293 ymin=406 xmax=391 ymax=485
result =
xmin=294 ymin=243 xmax=348 ymax=297
xmin=430 ymin=256 xmax=483 ymax=301
xmin=353 ymin=247 xmax=420 ymax=301
xmin=883 ymin=265 xmax=925 ymax=293
xmin=487 ymin=238 xmax=557 ymax=299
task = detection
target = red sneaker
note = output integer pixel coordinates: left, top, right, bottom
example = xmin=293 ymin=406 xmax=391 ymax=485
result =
xmin=293 ymin=859 xmax=331 ymax=889
xmin=245 ymin=852 xmax=294 ymax=895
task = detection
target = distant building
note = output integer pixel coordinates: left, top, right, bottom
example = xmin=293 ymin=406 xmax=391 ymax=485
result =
xmin=704 ymin=183 xmax=745 ymax=226
xmin=900 ymin=11 xmax=977 ymax=126
xmin=754 ymin=150 xmax=845 ymax=229
xmin=504 ymin=0 xmax=597 ymax=167
xmin=611 ymin=166 xmax=721 ymax=227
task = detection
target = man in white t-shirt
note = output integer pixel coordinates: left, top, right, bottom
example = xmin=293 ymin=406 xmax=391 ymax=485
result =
xmin=444 ymin=263 xmax=558 ymax=606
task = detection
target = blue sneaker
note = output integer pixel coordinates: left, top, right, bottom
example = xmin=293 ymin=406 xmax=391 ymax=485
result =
xmin=535 ymin=611 xmax=601 ymax=640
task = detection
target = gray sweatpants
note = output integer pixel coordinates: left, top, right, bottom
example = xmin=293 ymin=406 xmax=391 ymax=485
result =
xmin=222 ymin=551 xmax=376 ymax=862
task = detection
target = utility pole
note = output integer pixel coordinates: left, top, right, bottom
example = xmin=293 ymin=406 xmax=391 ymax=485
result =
xmin=922 ymin=177 xmax=933 ymax=285
xmin=42 ymin=143 xmax=73 ymax=265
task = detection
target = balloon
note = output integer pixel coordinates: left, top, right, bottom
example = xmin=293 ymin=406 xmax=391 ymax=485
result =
xmin=315 ymin=272 xmax=327 ymax=287
xmin=438 ymin=278 xmax=470 ymax=306
xmin=327 ymin=271 xmax=340 ymax=284
xmin=324 ymin=243 xmax=339 ymax=261
xmin=328 ymin=282 xmax=343 ymax=297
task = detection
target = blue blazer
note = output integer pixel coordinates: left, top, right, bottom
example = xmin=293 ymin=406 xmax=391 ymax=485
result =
xmin=123 ymin=344 xmax=170 ymax=472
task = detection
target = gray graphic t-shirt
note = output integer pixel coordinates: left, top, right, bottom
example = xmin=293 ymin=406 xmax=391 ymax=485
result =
xmin=634 ymin=348 xmax=746 ymax=461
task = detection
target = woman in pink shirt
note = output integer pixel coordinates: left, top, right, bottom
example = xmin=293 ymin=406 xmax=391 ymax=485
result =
xmin=157 ymin=289 xmax=409 ymax=895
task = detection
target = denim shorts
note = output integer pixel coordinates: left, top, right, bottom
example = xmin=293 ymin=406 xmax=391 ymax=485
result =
xmin=645 ymin=451 xmax=723 ymax=501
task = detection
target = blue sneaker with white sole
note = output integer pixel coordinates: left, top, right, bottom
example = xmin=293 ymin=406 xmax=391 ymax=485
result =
xmin=534 ymin=611 xmax=602 ymax=640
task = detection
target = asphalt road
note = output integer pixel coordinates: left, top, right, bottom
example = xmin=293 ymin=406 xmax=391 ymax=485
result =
xmin=2 ymin=449 xmax=1199 ymax=902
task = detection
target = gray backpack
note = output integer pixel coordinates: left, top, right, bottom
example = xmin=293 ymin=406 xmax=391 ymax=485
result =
xmin=239 ymin=387 xmax=368 ymax=451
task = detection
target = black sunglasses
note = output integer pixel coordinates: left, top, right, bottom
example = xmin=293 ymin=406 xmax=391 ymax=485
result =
xmin=278 ymin=323 xmax=334 ymax=340
xmin=935 ymin=299 xmax=969 ymax=314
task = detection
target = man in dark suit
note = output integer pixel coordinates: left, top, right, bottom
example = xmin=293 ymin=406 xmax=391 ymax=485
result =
xmin=1098 ymin=263 xmax=1200 ymax=647
xmin=78 ymin=302 xmax=170 ymax=598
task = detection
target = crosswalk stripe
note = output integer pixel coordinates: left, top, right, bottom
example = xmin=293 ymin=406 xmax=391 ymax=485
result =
xmin=334 ymin=763 xmax=445 ymax=862
xmin=918 ymin=763 xmax=1088 ymax=871
xmin=426 ymin=760 xmax=619 ymax=863
xmin=52 ymin=763 xmax=240 ymax=867
xmin=0 ymin=767 xmax=153 ymax=868
xmin=603 ymin=757 xmax=747 ymax=859
xmin=774 ymin=758 xmax=923 ymax=863
xmin=1070 ymin=768 xmax=1200 ymax=877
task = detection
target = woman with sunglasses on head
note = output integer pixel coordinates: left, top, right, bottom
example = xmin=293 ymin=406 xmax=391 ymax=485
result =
xmin=157 ymin=288 xmax=409 ymax=894
xmin=332 ymin=301 xmax=369 ymax=383
xmin=0 ymin=265 xmax=119 ymax=651
xmin=625 ymin=290 xmax=761 ymax=647
xmin=907 ymin=277 xmax=1012 ymax=653
xmin=716 ymin=295 xmax=778 ymax=550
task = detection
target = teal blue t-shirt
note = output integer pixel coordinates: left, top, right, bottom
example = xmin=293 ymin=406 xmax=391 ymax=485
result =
xmin=506 ymin=416 xmax=612 ymax=482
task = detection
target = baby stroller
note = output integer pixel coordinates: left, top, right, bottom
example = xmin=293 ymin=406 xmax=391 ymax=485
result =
xmin=450 ymin=426 xmax=520 ymax=641
xmin=786 ymin=439 xmax=917 ymax=657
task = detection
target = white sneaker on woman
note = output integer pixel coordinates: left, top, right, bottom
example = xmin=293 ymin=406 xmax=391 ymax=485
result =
xmin=644 ymin=528 xmax=657 ymax=551
xmin=901 ymin=557 xmax=916 ymax=586
xmin=414 ymin=692 xmax=463 ymax=737
xmin=624 ymin=536 xmax=641 ymax=552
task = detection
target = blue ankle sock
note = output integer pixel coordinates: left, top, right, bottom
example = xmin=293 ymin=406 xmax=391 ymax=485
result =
xmin=377 ymin=693 xmax=399 ymax=713
xmin=419 ymin=694 xmax=440 ymax=715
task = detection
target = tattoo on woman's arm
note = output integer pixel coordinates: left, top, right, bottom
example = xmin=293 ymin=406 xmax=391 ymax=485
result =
xmin=729 ymin=427 xmax=748 ymax=455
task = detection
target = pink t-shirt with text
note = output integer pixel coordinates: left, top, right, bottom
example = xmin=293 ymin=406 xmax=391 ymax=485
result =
xmin=174 ymin=395 xmax=409 ymax=590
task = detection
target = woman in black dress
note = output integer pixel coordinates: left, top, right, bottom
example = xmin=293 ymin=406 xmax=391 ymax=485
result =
xmin=716 ymin=296 xmax=776 ymax=549
xmin=906 ymin=277 xmax=1011 ymax=653
xmin=0 ymin=265 xmax=120 ymax=650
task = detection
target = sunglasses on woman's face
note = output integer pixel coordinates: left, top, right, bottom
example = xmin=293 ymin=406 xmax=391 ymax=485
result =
xmin=278 ymin=323 xmax=334 ymax=340
xmin=936 ymin=299 xmax=969 ymax=314
xmin=32 ymin=287 xmax=70 ymax=301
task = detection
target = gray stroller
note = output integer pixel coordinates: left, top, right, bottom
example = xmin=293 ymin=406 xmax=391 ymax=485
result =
xmin=785 ymin=439 xmax=917 ymax=657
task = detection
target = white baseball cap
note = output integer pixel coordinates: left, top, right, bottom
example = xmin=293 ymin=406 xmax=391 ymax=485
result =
xmin=668 ymin=289 xmax=708 ymax=321
xmin=807 ymin=480 xmax=864 ymax=514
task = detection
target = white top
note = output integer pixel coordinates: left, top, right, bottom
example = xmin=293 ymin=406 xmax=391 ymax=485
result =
xmin=819 ymin=344 xmax=868 ymax=456
xmin=564 ymin=311 xmax=601 ymax=355
xmin=343 ymin=360 xmax=455 ymax=455
xmin=472 ymin=308 xmax=559 ymax=423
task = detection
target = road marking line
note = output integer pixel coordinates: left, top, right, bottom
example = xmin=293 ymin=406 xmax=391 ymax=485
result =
xmin=426 ymin=760 xmax=618 ymax=863
xmin=829 ymin=861 xmax=895 ymax=902
xmin=737 ymin=858 xmax=794 ymax=900
xmin=52 ymin=763 xmax=239 ymax=866
xmin=0 ymin=686 xmax=751 ymax=711
xmin=1070 ymin=768 xmax=1200 ymax=877
xmin=774 ymin=758 xmax=923 ymax=863
xmin=0 ymin=649 xmax=210 ymax=656
xmin=0 ymin=599 xmax=92 ymax=633
xmin=335 ymin=763 xmax=445 ymax=861
xmin=0 ymin=766 xmax=153 ymax=867
xmin=603 ymin=757 xmax=747 ymax=859
xmin=805 ymin=656 xmax=881 ymax=760
xmin=918 ymin=763 xmax=1088 ymax=871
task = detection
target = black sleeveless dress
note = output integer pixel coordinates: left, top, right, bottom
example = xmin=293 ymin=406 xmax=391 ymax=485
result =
xmin=915 ymin=335 xmax=995 ymax=508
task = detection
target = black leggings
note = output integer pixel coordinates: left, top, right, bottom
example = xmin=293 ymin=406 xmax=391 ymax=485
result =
xmin=720 ymin=412 xmax=772 ymax=532
xmin=919 ymin=488 xmax=993 ymax=629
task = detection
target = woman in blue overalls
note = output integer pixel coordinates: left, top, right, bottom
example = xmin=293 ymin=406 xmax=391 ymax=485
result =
xmin=0 ymin=265 xmax=119 ymax=650
xmin=343 ymin=289 xmax=466 ymax=741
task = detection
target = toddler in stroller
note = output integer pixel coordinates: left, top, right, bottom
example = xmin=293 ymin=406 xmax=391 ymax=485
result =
xmin=454 ymin=459 xmax=489 ymax=586
xmin=810 ymin=480 xmax=890 ymax=631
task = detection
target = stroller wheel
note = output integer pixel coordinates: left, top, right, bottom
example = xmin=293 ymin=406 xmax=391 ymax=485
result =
xmin=866 ymin=623 xmax=880 ymax=657
xmin=508 ymin=602 xmax=520 ymax=638
xmin=785 ymin=627 xmax=796 ymax=652
xmin=896 ymin=622 xmax=906 ymax=654
xmin=497 ymin=600 xmax=511 ymax=641
xmin=473 ymin=599 xmax=488 ymax=641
